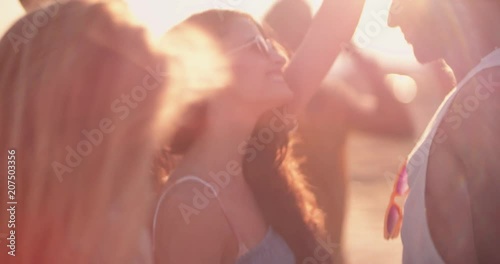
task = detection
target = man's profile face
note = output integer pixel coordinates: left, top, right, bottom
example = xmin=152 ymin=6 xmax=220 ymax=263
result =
xmin=388 ymin=0 xmax=454 ymax=63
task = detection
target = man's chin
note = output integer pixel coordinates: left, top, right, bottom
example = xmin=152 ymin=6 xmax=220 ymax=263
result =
xmin=413 ymin=45 xmax=443 ymax=64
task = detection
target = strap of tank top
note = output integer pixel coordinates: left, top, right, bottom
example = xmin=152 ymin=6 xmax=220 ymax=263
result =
xmin=152 ymin=175 xmax=248 ymax=254
xmin=456 ymin=48 xmax=500 ymax=91
xmin=424 ymin=48 xmax=500 ymax=139
xmin=408 ymin=48 xmax=500 ymax=179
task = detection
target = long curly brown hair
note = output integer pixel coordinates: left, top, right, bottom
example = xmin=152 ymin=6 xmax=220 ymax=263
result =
xmin=155 ymin=9 xmax=325 ymax=262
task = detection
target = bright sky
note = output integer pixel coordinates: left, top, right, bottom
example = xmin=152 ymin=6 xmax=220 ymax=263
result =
xmin=0 ymin=0 xmax=419 ymax=103
xmin=124 ymin=0 xmax=414 ymax=58
xmin=0 ymin=0 xmax=415 ymax=59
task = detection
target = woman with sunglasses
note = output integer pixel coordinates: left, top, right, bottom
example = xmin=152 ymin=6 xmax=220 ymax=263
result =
xmin=152 ymin=1 xmax=365 ymax=263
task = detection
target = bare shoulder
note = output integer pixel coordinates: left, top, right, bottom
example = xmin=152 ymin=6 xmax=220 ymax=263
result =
xmin=156 ymin=180 xmax=231 ymax=231
xmin=427 ymin=66 xmax=500 ymax=262
xmin=441 ymin=67 xmax=500 ymax=155
xmin=432 ymin=66 xmax=500 ymax=183
xmin=459 ymin=66 xmax=500 ymax=113
xmin=423 ymin=65 xmax=500 ymax=190
xmin=154 ymin=181 xmax=234 ymax=263
xmin=445 ymin=66 xmax=500 ymax=263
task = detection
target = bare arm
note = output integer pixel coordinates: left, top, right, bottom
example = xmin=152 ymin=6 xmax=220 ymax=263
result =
xmin=456 ymin=69 xmax=500 ymax=263
xmin=463 ymin=120 xmax=500 ymax=264
xmin=285 ymin=0 xmax=365 ymax=113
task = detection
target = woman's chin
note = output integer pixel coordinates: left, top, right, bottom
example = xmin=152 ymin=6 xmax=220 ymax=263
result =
xmin=270 ymin=80 xmax=293 ymax=96
xmin=267 ymin=88 xmax=294 ymax=107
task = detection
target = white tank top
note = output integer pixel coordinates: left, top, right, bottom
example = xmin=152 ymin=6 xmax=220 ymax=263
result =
xmin=401 ymin=48 xmax=500 ymax=264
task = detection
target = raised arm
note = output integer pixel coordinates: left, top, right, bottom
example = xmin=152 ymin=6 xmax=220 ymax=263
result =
xmin=284 ymin=0 xmax=365 ymax=113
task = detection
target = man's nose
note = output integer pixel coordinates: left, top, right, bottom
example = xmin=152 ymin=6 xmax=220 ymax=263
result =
xmin=387 ymin=1 xmax=400 ymax=28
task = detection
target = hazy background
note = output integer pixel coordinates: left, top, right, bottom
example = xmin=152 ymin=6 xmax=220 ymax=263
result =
xmin=0 ymin=1 xmax=447 ymax=263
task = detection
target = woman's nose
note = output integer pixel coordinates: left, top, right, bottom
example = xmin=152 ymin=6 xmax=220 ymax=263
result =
xmin=268 ymin=46 xmax=287 ymax=68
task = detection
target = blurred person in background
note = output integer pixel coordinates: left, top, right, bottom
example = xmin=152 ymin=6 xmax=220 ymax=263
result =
xmin=152 ymin=0 xmax=366 ymax=263
xmin=264 ymin=0 xmax=414 ymax=262
xmin=386 ymin=0 xmax=500 ymax=263
xmin=0 ymin=0 xmax=180 ymax=262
